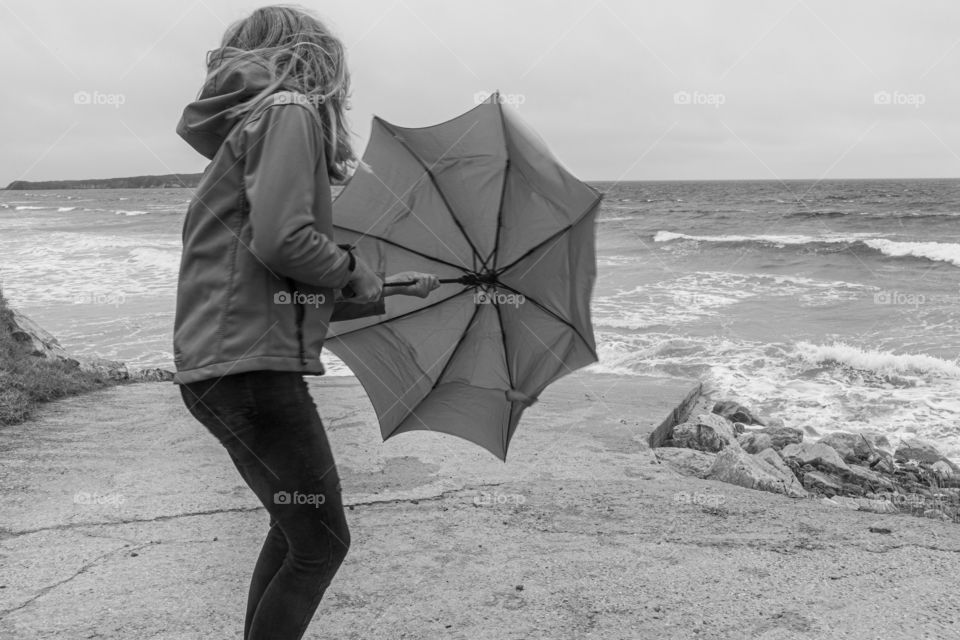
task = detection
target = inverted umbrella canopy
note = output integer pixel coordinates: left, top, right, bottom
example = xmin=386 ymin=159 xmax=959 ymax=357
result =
xmin=326 ymin=93 xmax=601 ymax=460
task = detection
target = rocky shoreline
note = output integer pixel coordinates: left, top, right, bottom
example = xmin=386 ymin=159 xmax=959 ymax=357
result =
xmin=6 ymin=307 xmax=173 ymax=383
xmin=652 ymin=397 xmax=960 ymax=523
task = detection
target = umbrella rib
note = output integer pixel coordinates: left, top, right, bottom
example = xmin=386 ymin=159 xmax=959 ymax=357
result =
xmin=334 ymin=224 xmax=471 ymax=273
xmin=489 ymin=101 xmax=510 ymax=269
xmin=494 ymin=195 xmax=602 ymax=276
xmin=495 ymin=281 xmax=598 ymax=362
xmin=492 ymin=300 xmax=515 ymax=391
xmin=493 ymin=299 xmax=517 ymax=456
xmin=376 ymin=118 xmax=491 ymax=271
xmin=327 ymin=288 xmax=473 ymax=340
xmin=402 ymin=303 xmax=484 ymax=419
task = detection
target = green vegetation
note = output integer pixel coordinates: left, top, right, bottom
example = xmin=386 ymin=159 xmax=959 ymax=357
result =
xmin=0 ymin=288 xmax=115 ymax=425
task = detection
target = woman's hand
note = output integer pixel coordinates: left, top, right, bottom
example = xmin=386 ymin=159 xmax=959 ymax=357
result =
xmin=344 ymin=259 xmax=383 ymax=303
xmin=385 ymin=272 xmax=440 ymax=298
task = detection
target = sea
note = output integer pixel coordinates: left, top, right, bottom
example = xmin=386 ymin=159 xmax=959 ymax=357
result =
xmin=1 ymin=180 xmax=959 ymax=459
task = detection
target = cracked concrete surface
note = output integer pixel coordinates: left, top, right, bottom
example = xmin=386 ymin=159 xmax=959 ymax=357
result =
xmin=1 ymin=373 xmax=959 ymax=639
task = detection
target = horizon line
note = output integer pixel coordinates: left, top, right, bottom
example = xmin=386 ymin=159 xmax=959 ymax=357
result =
xmin=4 ymin=174 xmax=960 ymax=189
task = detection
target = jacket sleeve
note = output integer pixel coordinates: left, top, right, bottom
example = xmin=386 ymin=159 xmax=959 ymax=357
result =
xmin=330 ymin=298 xmax=386 ymax=322
xmin=242 ymin=104 xmax=353 ymax=288
xmin=330 ymin=271 xmax=387 ymax=322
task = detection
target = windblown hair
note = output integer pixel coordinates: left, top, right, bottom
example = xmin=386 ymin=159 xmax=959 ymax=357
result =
xmin=206 ymin=5 xmax=357 ymax=182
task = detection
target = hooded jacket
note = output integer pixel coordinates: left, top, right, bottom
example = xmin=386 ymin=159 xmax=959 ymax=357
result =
xmin=173 ymin=57 xmax=383 ymax=384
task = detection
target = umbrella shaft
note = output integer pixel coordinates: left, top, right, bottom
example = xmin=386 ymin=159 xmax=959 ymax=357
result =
xmin=384 ymin=278 xmax=464 ymax=287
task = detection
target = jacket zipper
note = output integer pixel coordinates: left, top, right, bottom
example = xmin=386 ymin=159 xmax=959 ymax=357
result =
xmin=286 ymin=277 xmax=307 ymax=366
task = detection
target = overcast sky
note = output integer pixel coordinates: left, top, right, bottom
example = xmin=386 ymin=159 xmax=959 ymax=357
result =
xmin=1 ymin=0 xmax=958 ymax=185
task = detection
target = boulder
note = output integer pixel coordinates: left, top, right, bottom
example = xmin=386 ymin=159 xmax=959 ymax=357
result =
xmin=704 ymin=448 xmax=806 ymax=498
xmin=895 ymin=438 xmax=947 ymax=464
xmin=819 ymin=431 xmax=893 ymax=463
xmin=655 ymin=447 xmax=716 ymax=478
xmin=841 ymin=463 xmax=895 ymax=493
xmin=712 ymin=400 xmax=765 ymax=426
xmin=78 ymin=357 xmax=131 ymax=381
xmin=860 ymin=432 xmax=895 ymax=455
xmin=755 ymin=448 xmax=807 ymax=498
xmin=932 ymin=459 xmax=960 ymax=480
xmin=756 ymin=426 xmax=803 ymax=450
xmin=765 ymin=416 xmax=785 ymax=429
xmin=132 ymin=368 xmax=175 ymax=382
xmin=737 ymin=431 xmax=773 ymax=454
xmin=780 ymin=442 xmax=850 ymax=475
xmin=803 ymin=471 xmax=843 ymax=497
xmin=669 ymin=413 xmax=739 ymax=453
xmin=865 ymin=451 xmax=897 ymax=475
xmin=5 ymin=308 xmax=72 ymax=360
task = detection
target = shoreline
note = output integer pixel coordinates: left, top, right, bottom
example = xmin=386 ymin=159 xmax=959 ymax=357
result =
xmin=7 ymin=296 xmax=957 ymax=521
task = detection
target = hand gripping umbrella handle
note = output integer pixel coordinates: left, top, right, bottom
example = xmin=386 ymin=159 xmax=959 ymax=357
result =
xmin=383 ymin=277 xmax=466 ymax=288
xmin=342 ymin=276 xmax=470 ymax=299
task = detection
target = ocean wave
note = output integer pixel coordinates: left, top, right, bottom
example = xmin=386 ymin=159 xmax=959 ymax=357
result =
xmin=596 ymin=254 xmax=639 ymax=267
xmin=654 ymin=231 xmax=960 ymax=267
xmin=14 ymin=205 xmax=51 ymax=211
xmin=795 ymin=341 xmax=960 ymax=379
xmin=863 ymin=239 xmax=960 ymax=267
xmin=57 ymin=206 xmax=77 ymax=212
xmin=115 ymin=210 xmax=149 ymax=216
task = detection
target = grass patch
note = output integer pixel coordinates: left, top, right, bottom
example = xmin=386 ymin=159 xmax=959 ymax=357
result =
xmin=0 ymin=287 xmax=115 ymax=426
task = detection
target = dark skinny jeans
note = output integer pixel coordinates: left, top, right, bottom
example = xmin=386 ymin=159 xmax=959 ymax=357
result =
xmin=179 ymin=370 xmax=350 ymax=640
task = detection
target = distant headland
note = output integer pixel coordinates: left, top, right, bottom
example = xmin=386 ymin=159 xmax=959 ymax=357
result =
xmin=4 ymin=173 xmax=203 ymax=190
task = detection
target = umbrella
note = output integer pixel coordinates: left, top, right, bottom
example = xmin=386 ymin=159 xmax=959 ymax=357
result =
xmin=326 ymin=92 xmax=601 ymax=460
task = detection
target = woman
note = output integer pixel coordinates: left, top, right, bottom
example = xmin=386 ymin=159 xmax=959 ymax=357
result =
xmin=173 ymin=6 xmax=439 ymax=639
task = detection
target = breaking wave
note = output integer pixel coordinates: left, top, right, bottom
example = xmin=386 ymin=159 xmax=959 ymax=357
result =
xmin=654 ymin=231 xmax=960 ymax=267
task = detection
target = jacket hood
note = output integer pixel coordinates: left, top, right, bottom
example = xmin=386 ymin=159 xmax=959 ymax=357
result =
xmin=176 ymin=53 xmax=275 ymax=159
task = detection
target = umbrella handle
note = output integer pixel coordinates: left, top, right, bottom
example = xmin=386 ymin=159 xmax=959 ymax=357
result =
xmin=383 ymin=277 xmax=465 ymax=288
xmin=342 ymin=277 xmax=467 ymax=299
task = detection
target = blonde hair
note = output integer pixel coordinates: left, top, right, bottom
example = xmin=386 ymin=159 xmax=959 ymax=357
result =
xmin=206 ymin=5 xmax=356 ymax=182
